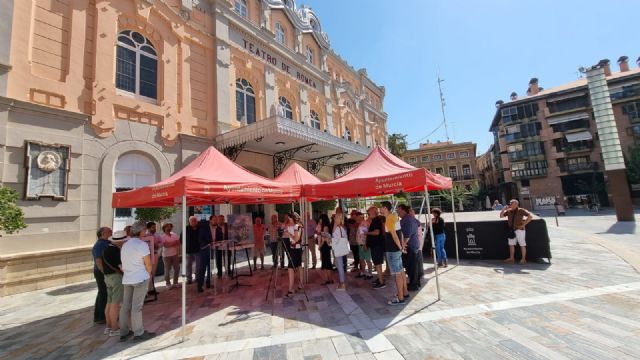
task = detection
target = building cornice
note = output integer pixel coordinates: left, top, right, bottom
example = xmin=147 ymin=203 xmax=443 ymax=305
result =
xmin=0 ymin=96 xmax=89 ymax=123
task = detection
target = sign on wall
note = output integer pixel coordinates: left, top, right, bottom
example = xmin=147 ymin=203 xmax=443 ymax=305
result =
xmin=24 ymin=141 xmax=71 ymax=200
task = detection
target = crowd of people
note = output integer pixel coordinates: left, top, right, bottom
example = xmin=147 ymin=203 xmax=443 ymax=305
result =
xmin=91 ymin=198 xmax=533 ymax=340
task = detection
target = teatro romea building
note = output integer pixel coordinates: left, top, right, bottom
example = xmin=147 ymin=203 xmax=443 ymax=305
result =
xmin=0 ymin=0 xmax=387 ymax=295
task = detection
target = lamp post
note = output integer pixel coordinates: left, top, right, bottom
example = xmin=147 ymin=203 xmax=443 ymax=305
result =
xmin=581 ymin=63 xmax=635 ymax=221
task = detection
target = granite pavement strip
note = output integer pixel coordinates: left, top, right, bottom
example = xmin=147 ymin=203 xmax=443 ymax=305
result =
xmin=1 ymin=214 xmax=640 ymax=360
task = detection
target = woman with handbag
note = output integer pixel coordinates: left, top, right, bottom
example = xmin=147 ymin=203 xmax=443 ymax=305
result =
xmin=284 ymin=213 xmax=304 ymax=297
xmin=332 ymin=214 xmax=350 ymax=290
xmin=317 ymin=214 xmax=334 ymax=285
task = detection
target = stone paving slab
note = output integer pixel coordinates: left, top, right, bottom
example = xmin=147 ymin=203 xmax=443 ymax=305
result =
xmin=1 ymin=221 xmax=640 ymax=359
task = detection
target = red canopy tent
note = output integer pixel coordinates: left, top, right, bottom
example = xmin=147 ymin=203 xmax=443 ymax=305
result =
xmin=304 ymin=146 xmax=452 ymax=199
xmin=274 ymin=162 xmax=322 ymax=186
xmin=112 ymin=146 xmax=301 ymax=208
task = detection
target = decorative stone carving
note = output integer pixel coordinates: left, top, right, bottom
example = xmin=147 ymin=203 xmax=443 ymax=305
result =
xmin=25 ymin=141 xmax=71 ymax=201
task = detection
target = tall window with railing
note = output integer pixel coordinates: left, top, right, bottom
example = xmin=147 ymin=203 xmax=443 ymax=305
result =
xmin=344 ymin=127 xmax=352 ymax=141
xmin=116 ymin=30 xmax=158 ymax=100
xmin=236 ymin=78 xmax=256 ymax=125
xmin=275 ymin=22 xmax=286 ymax=45
xmin=278 ymin=96 xmax=293 ymax=119
xmin=310 ymin=110 xmax=321 ymax=130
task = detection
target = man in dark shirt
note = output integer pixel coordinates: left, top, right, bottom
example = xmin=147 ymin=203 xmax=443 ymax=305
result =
xmin=397 ymin=204 xmax=421 ymax=291
xmin=185 ymin=216 xmax=200 ymax=284
xmin=365 ymin=206 xmax=386 ymax=289
xmin=347 ymin=210 xmax=360 ymax=271
xmin=102 ymin=230 xmax=125 ymax=335
xmin=215 ymin=215 xmax=231 ymax=277
xmin=92 ymin=227 xmax=111 ymax=325
xmin=196 ymin=216 xmax=215 ymax=292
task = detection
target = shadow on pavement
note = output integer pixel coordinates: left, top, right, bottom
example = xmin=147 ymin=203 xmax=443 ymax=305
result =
xmin=600 ymin=221 xmax=637 ymax=235
xmin=46 ymin=283 xmax=96 ymax=297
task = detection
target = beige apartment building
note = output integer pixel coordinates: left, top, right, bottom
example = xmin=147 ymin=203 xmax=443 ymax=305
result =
xmin=402 ymin=141 xmax=478 ymax=190
xmin=0 ymin=0 xmax=387 ymax=296
xmin=477 ymin=145 xmax=498 ymax=203
xmin=490 ymin=57 xmax=640 ymax=210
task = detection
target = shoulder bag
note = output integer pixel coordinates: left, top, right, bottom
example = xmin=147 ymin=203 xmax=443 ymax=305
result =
xmin=332 ymin=227 xmax=350 ymax=257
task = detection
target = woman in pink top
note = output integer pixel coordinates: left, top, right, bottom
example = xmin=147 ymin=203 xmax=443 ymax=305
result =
xmin=252 ymin=216 xmax=266 ymax=271
xmin=161 ymin=223 xmax=180 ymax=289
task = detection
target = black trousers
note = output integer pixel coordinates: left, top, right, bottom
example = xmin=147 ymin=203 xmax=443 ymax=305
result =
xmin=215 ymin=248 xmax=232 ymax=276
xmin=406 ymin=248 xmax=422 ymax=289
xmin=350 ymin=244 xmax=360 ymax=268
xmin=93 ymin=269 xmax=107 ymax=322
xmin=196 ymin=247 xmax=211 ymax=290
xmin=270 ymin=241 xmax=285 ymax=267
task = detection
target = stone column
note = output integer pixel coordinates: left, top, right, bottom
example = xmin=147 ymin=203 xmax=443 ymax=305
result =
xmin=299 ymin=86 xmax=309 ymax=125
xmin=215 ymin=14 xmax=232 ymax=134
xmin=323 ymin=82 xmax=333 ymax=133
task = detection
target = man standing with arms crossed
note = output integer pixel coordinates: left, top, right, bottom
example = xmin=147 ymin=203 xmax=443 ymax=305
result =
xmin=500 ymin=199 xmax=533 ymax=265
xmin=380 ymin=201 xmax=407 ymax=306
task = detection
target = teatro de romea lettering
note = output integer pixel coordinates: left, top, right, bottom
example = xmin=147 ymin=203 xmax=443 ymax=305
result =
xmin=0 ymin=0 xmax=387 ymax=296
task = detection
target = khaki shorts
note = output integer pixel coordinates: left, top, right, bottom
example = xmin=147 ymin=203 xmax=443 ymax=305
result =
xmin=105 ymin=273 xmax=124 ymax=304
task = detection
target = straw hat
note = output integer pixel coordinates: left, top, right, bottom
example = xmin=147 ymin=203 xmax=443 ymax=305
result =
xmin=110 ymin=230 xmax=128 ymax=241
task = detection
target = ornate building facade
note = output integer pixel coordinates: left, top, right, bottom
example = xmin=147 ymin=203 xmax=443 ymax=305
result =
xmin=0 ymin=0 xmax=387 ymax=296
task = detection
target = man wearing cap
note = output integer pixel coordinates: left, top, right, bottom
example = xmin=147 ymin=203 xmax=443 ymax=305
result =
xmin=500 ymin=199 xmax=533 ymax=264
xmin=102 ymin=230 xmax=127 ymax=336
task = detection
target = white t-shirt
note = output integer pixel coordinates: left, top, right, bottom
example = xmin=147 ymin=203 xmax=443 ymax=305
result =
xmin=121 ymin=237 xmax=151 ymax=285
xmin=161 ymin=232 xmax=180 ymax=257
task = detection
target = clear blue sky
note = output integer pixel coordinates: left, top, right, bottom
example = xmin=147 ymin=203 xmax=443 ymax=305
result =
xmin=306 ymin=0 xmax=640 ymax=154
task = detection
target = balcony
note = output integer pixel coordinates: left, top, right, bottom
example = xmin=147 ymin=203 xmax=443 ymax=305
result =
xmin=558 ymin=162 xmax=599 ymax=173
xmin=511 ymin=168 xmax=548 ymax=180
xmin=508 ymin=151 xmax=545 ymax=162
xmin=610 ymin=83 xmax=640 ymax=102
xmin=558 ymin=143 xmax=593 ymax=154
xmin=504 ymin=133 xmax=540 ymax=144
xmin=450 ymin=175 xmax=475 ymax=181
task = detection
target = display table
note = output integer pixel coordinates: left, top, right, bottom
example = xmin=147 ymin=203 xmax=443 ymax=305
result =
xmin=423 ymin=211 xmax=552 ymax=262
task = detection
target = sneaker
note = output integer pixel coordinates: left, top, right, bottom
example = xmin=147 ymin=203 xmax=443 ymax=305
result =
xmin=120 ymin=330 xmax=134 ymax=342
xmin=373 ymin=282 xmax=386 ymax=290
xmin=109 ymin=330 xmax=121 ymax=337
xmin=133 ymin=331 xmax=156 ymax=342
xmin=388 ymin=298 xmax=406 ymax=306
xmin=103 ymin=327 xmax=110 ymax=335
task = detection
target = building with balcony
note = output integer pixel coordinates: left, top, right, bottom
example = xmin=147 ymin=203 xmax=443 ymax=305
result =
xmin=402 ymin=141 xmax=478 ymax=189
xmin=0 ymin=0 xmax=387 ymax=296
xmin=489 ymin=57 xmax=640 ymax=210
xmin=477 ymin=145 xmax=498 ymax=204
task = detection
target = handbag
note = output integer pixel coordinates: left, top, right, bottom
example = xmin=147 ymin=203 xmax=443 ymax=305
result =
xmin=331 ymin=227 xmax=350 ymax=257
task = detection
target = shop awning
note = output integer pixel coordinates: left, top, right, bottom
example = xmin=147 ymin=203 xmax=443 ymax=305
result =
xmin=214 ymin=115 xmax=371 ymax=167
xmin=565 ymin=131 xmax=593 ymax=142
xmin=547 ymin=111 xmax=589 ymax=125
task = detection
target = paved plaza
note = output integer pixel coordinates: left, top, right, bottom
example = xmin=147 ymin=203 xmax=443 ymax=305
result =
xmin=1 ymin=210 xmax=640 ymax=360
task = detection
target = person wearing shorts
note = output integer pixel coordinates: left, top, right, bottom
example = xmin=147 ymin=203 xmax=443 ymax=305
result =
xmin=380 ymin=201 xmax=406 ymax=306
xmin=102 ymin=230 xmax=126 ymax=337
xmin=500 ymin=199 xmax=532 ymax=265
xmin=365 ymin=206 xmax=386 ymax=289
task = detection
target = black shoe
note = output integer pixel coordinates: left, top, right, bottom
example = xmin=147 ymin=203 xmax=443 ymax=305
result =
xmin=373 ymin=282 xmax=386 ymax=289
xmin=94 ymin=319 xmax=106 ymax=325
xmin=119 ymin=330 xmax=134 ymax=342
xmin=133 ymin=331 xmax=156 ymax=342
xmin=408 ymin=286 xmax=420 ymax=292
xmin=206 ymin=284 xmax=211 ymax=289
xmin=187 ymin=279 xmax=193 ymax=285
xmin=197 ymin=287 xmax=204 ymax=293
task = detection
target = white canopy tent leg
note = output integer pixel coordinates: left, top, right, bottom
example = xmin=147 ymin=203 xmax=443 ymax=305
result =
xmin=424 ymin=186 xmax=441 ymax=300
xmin=450 ymin=188 xmax=460 ymax=265
xmin=181 ymin=195 xmax=187 ymax=342
xmin=301 ymin=198 xmax=308 ymax=284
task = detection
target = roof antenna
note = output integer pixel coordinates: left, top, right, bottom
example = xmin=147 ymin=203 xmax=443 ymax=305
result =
xmin=437 ymin=71 xmax=450 ymax=142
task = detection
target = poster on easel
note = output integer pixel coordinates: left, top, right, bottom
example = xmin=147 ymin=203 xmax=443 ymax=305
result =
xmin=227 ymin=213 xmax=255 ymax=244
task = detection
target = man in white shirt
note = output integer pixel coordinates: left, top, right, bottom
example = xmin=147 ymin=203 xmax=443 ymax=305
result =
xmin=119 ymin=221 xmax=156 ymax=342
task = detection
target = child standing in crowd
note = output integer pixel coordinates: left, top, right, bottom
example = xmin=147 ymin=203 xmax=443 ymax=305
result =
xmin=253 ymin=216 xmax=266 ymax=271
xmin=356 ymin=212 xmax=373 ymax=280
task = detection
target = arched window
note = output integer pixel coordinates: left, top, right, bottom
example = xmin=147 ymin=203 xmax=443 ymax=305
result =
xmin=116 ymin=30 xmax=158 ymax=100
xmin=310 ymin=110 xmax=321 ymax=130
xmin=275 ymin=22 xmax=286 ymax=45
xmin=234 ymin=0 xmax=247 ymax=17
xmin=278 ymin=96 xmax=293 ymax=119
xmin=113 ymin=153 xmax=156 ymax=230
xmin=236 ymin=78 xmax=256 ymax=125
xmin=344 ymin=127 xmax=352 ymax=142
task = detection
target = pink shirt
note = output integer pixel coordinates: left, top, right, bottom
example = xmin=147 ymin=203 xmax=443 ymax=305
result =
xmin=161 ymin=232 xmax=180 ymax=257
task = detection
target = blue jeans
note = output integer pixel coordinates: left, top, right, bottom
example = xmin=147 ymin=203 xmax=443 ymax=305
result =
xmin=335 ymin=255 xmax=346 ymax=283
xmin=196 ymin=247 xmax=211 ymax=289
xmin=435 ymin=233 xmax=447 ymax=263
